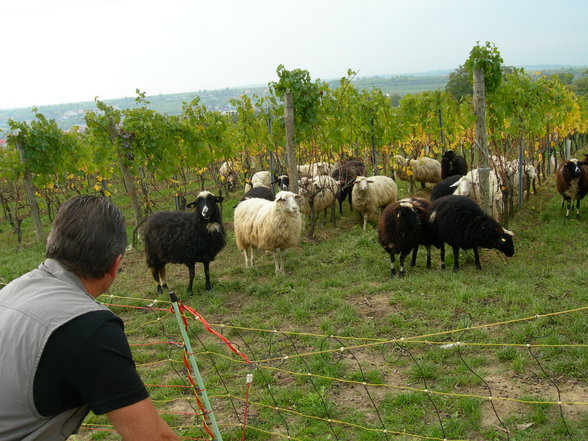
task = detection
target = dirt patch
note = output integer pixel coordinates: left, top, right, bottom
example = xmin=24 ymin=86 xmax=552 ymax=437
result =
xmin=349 ymin=294 xmax=400 ymax=321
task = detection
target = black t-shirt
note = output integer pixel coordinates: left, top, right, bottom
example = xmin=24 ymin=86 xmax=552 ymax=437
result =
xmin=34 ymin=310 xmax=149 ymax=416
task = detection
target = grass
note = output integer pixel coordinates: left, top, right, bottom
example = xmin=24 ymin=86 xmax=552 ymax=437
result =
xmin=2 ymin=176 xmax=587 ymax=441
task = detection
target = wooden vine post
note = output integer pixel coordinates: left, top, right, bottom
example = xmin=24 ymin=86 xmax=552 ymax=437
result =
xmin=15 ymin=140 xmax=45 ymax=243
xmin=284 ymin=91 xmax=299 ymax=193
xmin=473 ymin=68 xmax=491 ymax=216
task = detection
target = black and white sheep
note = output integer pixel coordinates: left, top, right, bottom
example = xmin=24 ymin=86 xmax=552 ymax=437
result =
xmin=556 ymin=158 xmax=588 ymax=219
xmin=141 ymin=191 xmax=226 ymax=295
xmin=428 ymin=195 xmax=514 ymax=272
xmin=331 ymin=160 xmax=366 ymax=213
xmin=352 ymin=175 xmax=398 ymax=231
xmin=244 ymin=171 xmax=289 ymax=192
xmin=234 ymin=191 xmax=303 ymax=273
xmin=377 ymin=197 xmax=432 ymax=277
xmin=441 ymin=150 xmax=468 ymax=179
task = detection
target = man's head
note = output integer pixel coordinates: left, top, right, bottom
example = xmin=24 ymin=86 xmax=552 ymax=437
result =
xmin=46 ymin=195 xmax=126 ymax=279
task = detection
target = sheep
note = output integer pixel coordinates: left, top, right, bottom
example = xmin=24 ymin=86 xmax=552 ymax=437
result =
xmin=297 ymin=162 xmax=335 ymax=178
xmin=450 ymin=169 xmax=504 ymax=221
xmin=431 ymin=175 xmax=462 ymax=200
xmin=441 ymin=150 xmax=468 ymax=179
xmin=297 ymin=175 xmax=339 ymax=227
xmin=504 ymin=160 xmax=538 ymax=199
xmin=234 ymin=191 xmax=303 ymax=273
xmin=240 ymin=185 xmax=275 ymax=203
xmin=377 ymin=197 xmax=432 ymax=277
xmin=351 ymin=175 xmax=398 ymax=231
xmin=331 ymin=160 xmax=366 ymax=213
xmin=219 ymin=160 xmax=239 ymax=192
xmin=141 ymin=191 xmax=226 ymax=296
xmin=428 ymin=195 xmax=515 ymax=272
xmin=556 ymin=158 xmax=588 ymax=219
xmin=393 ymin=155 xmax=442 ymax=191
xmin=244 ymin=171 xmax=289 ymax=192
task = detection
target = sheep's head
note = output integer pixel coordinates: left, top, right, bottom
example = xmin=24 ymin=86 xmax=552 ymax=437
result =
xmin=187 ymin=191 xmax=224 ymax=222
xmin=564 ymin=159 xmax=582 ymax=177
xmin=275 ymin=191 xmax=302 ymax=215
xmin=442 ymin=150 xmax=457 ymax=161
xmin=272 ymin=174 xmax=290 ymax=191
xmin=354 ymin=176 xmax=373 ymax=192
xmin=495 ymin=228 xmax=515 ymax=257
xmin=450 ymin=176 xmax=472 ymax=196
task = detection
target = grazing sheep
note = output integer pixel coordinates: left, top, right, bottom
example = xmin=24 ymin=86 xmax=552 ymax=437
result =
xmin=297 ymin=175 xmax=340 ymax=226
xmin=503 ymin=160 xmax=538 ymax=199
xmin=431 ymin=175 xmax=462 ymax=200
xmin=240 ymin=185 xmax=275 ymax=203
xmin=556 ymin=158 xmax=588 ymax=219
xmin=142 ymin=191 xmax=226 ymax=295
xmin=352 ymin=175 xmax=398 ymax=231
xmin=441 ymin=150 xmax=468 ymax=179
xmin=451 ymin=169 xmax=504 ymax=221
xmin=428 ymin=195 xmax=514 ymax=272
xmin=377 ymin=197 xmax=432 ymax=277
xmin=234 ymin=191 xmax=303 ymax=273
xmin=219 ymin=160 xmax=239 ymax=192
xmin=393 ymin=155 xmax=442 ymax=191
xmin=331 ymin=160 xmax=366 ymax=213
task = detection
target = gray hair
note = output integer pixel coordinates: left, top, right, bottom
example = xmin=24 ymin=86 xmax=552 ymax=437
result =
xmin=46 ymin=195 xmax=126 ymax=279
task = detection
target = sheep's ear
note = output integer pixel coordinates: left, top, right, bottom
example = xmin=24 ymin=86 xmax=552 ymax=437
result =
xmin=450 ymin=181 xmax=460 ymax=188
xmin=366 ymin=180 xmax=374 ymax=183
xmin=503 ymin=228 xmax=514 ymax=236
xmin=295 ymin=194 xmax=303 ymax=200
xmin=186 ymin=201 xmax=197 ymax=209
xmin=215 ymin=196 xmax=224 ymax=203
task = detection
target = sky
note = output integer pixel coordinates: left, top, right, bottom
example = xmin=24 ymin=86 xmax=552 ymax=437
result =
xmin=1 ymin=0 xmax=587 ymax=110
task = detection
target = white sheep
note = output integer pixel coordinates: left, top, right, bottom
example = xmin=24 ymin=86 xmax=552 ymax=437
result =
xmin=297 ymin=175 xmax=340 ymax=225
xmin=234 ymin=191 xmax=303 ymax=273
xmin=297 ymin=162 xmax=336 ymax=177
xmin=451 ymin=168 xmax=503 ymax=221
xmin=244 ymin=171 xmax=272 ymax=193
xmin=352 ymin=175 xmax=398 ymax=231
xmin=393 ymin=155 xmax=442 ymax=192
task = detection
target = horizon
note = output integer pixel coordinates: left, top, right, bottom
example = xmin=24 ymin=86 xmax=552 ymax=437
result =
xmin=1 ymin=63 xmax=586 ymax=113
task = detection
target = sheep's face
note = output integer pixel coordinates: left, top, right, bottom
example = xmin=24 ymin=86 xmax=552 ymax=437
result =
xmin=273 ymin=174 xmax=290 ymax=191
xmin=451 ymin=177 xmax=471 ymax=196
xmin=275 ymin=191 xmax=302 ymax=215
xmin=354 ymin=176 xmax=373 ymax=192
xmin=495 ymin=228 xmax=515 ymax=257
xmin=187 ymin=191 xmax=224 ymax=221
xmin=564 ymin=160 xmax=582 ymax=178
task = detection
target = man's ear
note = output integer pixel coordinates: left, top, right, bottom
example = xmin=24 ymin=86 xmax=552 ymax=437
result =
xmin=109 ymin=254 xmax=124 ymax=278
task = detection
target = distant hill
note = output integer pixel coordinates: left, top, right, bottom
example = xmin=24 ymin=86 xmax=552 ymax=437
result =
xmin=1 ymin=65 xmax=586 ymax=137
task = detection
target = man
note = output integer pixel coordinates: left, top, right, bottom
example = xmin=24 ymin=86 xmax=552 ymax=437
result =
xmin=0 ymin=195 xmax=179 ymax=441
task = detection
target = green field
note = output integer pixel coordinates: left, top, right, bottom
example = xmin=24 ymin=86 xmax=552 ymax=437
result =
xmin=1 ymin=175 xmax=587 ymax=441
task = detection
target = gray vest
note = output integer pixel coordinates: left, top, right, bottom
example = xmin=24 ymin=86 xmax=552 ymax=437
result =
xmin=0 ymin=259 xmax=111 ymax=441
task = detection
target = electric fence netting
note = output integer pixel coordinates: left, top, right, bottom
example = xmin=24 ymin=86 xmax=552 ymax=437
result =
xmin=79 ymin=294 xmax=588 ymax=441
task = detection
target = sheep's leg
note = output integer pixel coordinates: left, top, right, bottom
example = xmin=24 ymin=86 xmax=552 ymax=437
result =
xmin=473 ymin=247 xmax=482 ymax=270
xmin=273 ymin=249 xmax=281 ymax=274
xmin=362 ymin=214 xmax=368 ymax=232
xmin=203 ymin=261 xmax=212 ymax=291
xmin=410 ymin=246 xmax=418 ymax=267
xmin=279 ymin=249 xmax=286 ymax=273
xmin=399 ymin=250 xmax=411 ymax=277
xmin=576 ymin=200 xmax=581 ymax=219
xmin=187 ymin=263 xmax=195 ymax=297
xmin=425 ymin=245 xmax=432 ymax=269
xmin=243 ymin=249 xmax=250 ymax=268
xmin=249 ymin=247 xmax=255 ymax=267
xmin=388 ymin=251 xmax=396 ymax=277
xmin=159 ymin=266 xmax=168 ymax=291
xmin=565 ymin=198 xmax=571 ymax=219
xmin=150 ymin=265 xmax=166 ymax=294
xmin=439 ymin=244 xmax=446 ymax=270
xmin=452 ymin=246 xmax=460 ymax=272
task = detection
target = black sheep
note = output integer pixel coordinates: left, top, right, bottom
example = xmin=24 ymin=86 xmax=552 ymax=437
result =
xmin=142 ymin=191 xmax=226 ymax=295
xmin=377 ymin=197 xmax=432 ymax=277
xmin=441 ymin=150 xmax=468 ymax=179
xmin=240 ymin=185 xmax=275 ymax=202
xmin=431 ymin=175 xmax=462 ymax=200
xmin=428 ymin=195 xmax=514 ymax=272
xmin=331 ymin=160 xmax=366 ymax=213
